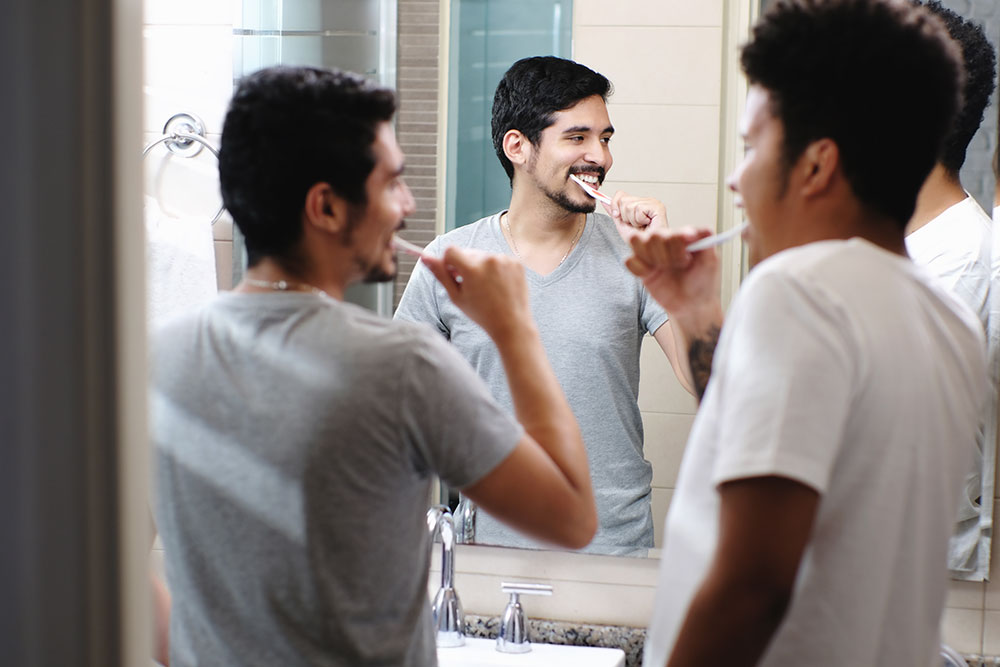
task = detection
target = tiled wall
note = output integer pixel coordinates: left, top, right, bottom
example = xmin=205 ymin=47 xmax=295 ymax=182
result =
xmin=143 ymin=0 xmax=235 ymax=293
xmin=394 ymin=0 xmax=442 ymax=308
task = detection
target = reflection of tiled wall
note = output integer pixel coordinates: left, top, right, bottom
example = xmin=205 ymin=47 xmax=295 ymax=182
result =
xmin=143 ymin=0 xmax=234 ymax=291
xmin=394 ymin=0 xmax=442 ymax=309
xmin=574 ymin=0 xmax=722 ymax=549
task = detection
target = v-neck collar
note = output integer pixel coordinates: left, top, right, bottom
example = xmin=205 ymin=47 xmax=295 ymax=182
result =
xmin=490 ymin=210 xmax=595 ymax=286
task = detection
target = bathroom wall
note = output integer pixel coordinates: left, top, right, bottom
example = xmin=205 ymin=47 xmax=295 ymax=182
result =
xmin=143 ymin=0 xmax=235 ymax=293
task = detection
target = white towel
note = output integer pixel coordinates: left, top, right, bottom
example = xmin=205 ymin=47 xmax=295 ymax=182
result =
xmin=145 ymin=195 xmax=218 ymax=327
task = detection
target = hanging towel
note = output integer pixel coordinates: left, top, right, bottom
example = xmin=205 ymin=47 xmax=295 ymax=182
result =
xmin=145 ymin=195 xmax=218 ymax=327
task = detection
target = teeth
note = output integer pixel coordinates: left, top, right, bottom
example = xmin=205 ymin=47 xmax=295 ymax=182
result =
xmin=575 ymin=174 xmax=599 ymax=184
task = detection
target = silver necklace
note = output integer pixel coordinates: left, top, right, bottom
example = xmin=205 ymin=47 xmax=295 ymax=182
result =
xmin=245 ymin=277 xmax=329 ymax=298
xmin=502 ymin=213 xmax=585 ymax=267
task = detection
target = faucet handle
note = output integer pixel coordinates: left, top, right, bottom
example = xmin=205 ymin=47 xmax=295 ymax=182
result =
xmin=496 ymin=582 xmax=553 ymax=654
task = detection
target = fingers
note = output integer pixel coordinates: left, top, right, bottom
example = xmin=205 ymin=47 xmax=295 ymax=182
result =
xmin=422 ymin=254 xmax=461 ymax=301
xmin=610 ymin=191 xmax=668 ymax=230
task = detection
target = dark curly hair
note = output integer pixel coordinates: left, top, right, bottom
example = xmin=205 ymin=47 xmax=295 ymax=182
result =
xmin=920 ymin=1 xmax=996 ymax=176
xmin=741 ymin=0 xmax=963 ymax=227
xmin=491 ymin=56 xmax=612 ymax=184
xmin=219 ymin=66 xmax=396 ymax=266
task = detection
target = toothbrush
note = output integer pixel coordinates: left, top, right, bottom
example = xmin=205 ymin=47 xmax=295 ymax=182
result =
xmin=392 ymin=236 xmax=429 ymax=259
xmin=569 ymin=174 xmax=613 ymax=205
xmin=685 ymin=222 xmax=749 ymax=252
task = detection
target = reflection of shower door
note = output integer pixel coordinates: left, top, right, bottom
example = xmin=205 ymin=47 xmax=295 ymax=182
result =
xmin=233 ymin=0 xmax=398 ymax=316
xmin=444 ymin=0 xmax=573 ymax=230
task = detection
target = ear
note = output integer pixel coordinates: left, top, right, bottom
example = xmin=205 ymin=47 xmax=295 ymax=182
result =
xmin=502 ymin=129 xmax=531 ymax=169
xmin=798 ymin=138 xmax=839 ymax=198
xmin=303 ymin=182 xmax=349 ymax=235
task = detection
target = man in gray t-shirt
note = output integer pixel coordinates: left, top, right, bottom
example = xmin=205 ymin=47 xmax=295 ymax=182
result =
xmin=151 ymin=66 xmax=597 ymax=667
xmin=396 ymin=57 xmax=691 ymax=553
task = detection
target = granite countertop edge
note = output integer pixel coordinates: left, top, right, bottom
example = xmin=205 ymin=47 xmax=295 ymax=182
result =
xmin=463 ymin=615 xmax=997 ymax=667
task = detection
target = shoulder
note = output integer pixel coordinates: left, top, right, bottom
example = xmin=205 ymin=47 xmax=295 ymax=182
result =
xmin=431 ymin=213 xmax=503 ymax=251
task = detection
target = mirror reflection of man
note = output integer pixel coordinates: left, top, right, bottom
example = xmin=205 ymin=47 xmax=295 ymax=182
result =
xmin=905 ymin=0 xmax=997 ymax=578
xmin=627 ymin=1 xmax=988 ymax=665
xmin=395 ymin=56 xmax=692 ymax=554
xmin=149 ymin=66 xmax=598 ymax=666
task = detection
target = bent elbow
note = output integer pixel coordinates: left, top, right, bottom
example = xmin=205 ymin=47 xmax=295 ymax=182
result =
xmin=555 ymin=504 xmax=598 ymax=550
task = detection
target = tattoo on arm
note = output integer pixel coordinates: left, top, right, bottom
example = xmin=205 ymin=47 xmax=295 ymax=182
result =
xmin=688 ymin=325 xmax=721 ymax=401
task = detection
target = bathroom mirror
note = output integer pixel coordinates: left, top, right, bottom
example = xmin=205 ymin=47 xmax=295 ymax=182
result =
xmin=407 ymin=0 xmax=1000 ymax=581
xmin=144 ymin=0 xmax=999 ymax=580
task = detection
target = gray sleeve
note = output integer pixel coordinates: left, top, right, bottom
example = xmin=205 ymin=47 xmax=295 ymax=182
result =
xmin=394 ymin=238 xmax=449 ymax=338
xmin=399 ymin=328 xmax=522 ymax=489
xmin=640 ymin=285 xmax=670 ymax=335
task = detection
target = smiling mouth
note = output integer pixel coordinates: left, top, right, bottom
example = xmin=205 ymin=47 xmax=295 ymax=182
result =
xmin=571 ymin=172 xmax=602 ymax=186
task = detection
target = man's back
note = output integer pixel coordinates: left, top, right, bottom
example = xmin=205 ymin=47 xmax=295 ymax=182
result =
xmin=646 ymin=240 xmax=988 ymax=666
xmin=151 ymin=292 xmax=520 ymax=666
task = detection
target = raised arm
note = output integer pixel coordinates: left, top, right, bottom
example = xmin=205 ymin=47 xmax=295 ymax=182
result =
xmin=421 ymin=247 xmax=597 ymax=549
xmin=626 ymin=228 xmax=725 ymax=400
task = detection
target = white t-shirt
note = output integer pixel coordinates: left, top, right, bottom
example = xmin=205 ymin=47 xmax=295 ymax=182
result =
xmin=906 ymin=196 xmax=994 ymax=576
xmin=644 ymin=239 xmax=987 ymax=667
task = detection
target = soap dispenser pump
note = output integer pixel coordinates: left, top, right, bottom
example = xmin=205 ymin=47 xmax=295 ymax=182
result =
xmin=495 ymin=582 xmax=553 ymax=654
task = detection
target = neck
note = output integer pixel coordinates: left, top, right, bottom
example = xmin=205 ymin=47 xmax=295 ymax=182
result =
xmin=237 ymin=256 xmax=345 ymax=301
xmin=906 ymin=164 xmax=966 ymax=235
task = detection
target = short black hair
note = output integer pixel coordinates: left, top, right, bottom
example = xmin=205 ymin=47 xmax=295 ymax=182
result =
xmin=219 ymin=66 xmax=396 ymax=265
xmin=920 ymin=1 xmax=996 ymax=176
xmin=741 ymin=0 xmax=963 ymax=227
xmin=491 ymin=56 xmax=612 ymax=184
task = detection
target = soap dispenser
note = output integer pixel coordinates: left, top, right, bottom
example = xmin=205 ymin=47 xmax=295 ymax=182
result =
xmin=495 ymin=582 xmax=553 ymax=654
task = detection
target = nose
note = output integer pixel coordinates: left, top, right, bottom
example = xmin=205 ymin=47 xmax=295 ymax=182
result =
xmin=583 ymin=137 xmax=611 ymax=170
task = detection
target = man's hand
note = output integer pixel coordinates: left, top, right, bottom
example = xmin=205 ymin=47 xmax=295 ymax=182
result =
xmin=604 ymin=192 xmax=668 ymax=242
xmin=421 ymin=246 xmax=533 ymax=344
xmin=627 ymin=228 xmax=726 ymax=400
xmin=625 ymin=227 xmax=722 ymax=327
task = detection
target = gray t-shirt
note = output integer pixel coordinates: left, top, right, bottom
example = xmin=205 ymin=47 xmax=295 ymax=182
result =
xmin=151 ymin=292 xmax=521 ymax=666
xmin=395 ymin=212 xmax=668 ymax=552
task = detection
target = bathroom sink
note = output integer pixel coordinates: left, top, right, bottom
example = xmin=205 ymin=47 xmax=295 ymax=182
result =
xmin=437 ymin=636 xmax=625 ymax=667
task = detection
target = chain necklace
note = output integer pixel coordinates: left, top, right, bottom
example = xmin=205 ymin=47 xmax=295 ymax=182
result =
xmin=502 ymin=212 xmax=585 ymax=267
xmin=245 ymin=277 xmax=329 ymax=298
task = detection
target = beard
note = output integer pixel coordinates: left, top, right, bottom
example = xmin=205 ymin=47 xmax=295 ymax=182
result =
xmin=361 ymin=261 xmax=396 ymax=283
xmin=526 ymin=153 xmax=603 ymax=214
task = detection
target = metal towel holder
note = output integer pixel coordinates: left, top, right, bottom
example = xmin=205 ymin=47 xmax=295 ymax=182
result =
xmin=142 ymin=112 xmax=225 ymax=225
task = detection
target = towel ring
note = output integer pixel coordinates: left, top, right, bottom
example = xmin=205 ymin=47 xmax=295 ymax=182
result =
xmin=143 ymin=113 xmax=226 ymax=225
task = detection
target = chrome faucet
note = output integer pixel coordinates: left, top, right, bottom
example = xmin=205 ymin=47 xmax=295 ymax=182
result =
xmin=496 ymin=582 xmax=553 ymax=653
xmin=453 ymin=494 xmax=476 ymax=543
xmin=426 ymin=505 xmax=464 ymax=647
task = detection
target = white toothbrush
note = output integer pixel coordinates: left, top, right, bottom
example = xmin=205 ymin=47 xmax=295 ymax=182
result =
xmin=569 ymin=174 xmax=613 ymax=205
xmin=392 ymin=236 xmax=429 ymax=259
xmin=685 ymin=222 xmax=749 ymax=252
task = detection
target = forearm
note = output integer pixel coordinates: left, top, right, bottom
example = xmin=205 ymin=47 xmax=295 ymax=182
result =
xmin=665 ymin=576 xmax=789 ymax=667
xmin=673 ymin=302 xmax=724 ymax=401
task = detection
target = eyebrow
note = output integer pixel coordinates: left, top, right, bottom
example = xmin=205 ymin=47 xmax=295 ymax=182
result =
xmin=561 ymin=125 xmax=615 ymax=135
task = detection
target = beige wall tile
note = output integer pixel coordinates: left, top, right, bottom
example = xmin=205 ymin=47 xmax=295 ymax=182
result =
xmin=214 ymin=240 xmax=233 ymax=291
xmin=145 ymin=0 xmax=233 ymax=26
xmin=651 ymin=487 xmax=673 ymax=549
xmin=574 ymin=0 xmax=724 ymax=27
xmin=985 ymin=513 xmax=1000 ymax=609
xmin=605 ymin=104 xmax=720 ymax=184
xmin=599 ymin=182 xmax=718 ymax=232
xmin=941 ymin=607 xmax=984 ymax=655
xmin=947 ymin=578 xmax=986 ymax=610
xmin=984 ymin=611 xmax=1000 ymax=655
xmin=575 ymin=27 xmax=722 ymax=106
xmin=638 ymin=335 xmax=697 ymax=414
xmin=644 ymin=413 xmax=691 ymax=487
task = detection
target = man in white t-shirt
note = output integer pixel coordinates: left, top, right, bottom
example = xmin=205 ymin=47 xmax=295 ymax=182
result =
xmin=625 ymin=1 xmax=988 ymax=665
xmin=904 ymin=2 xmax=996 ymax=578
